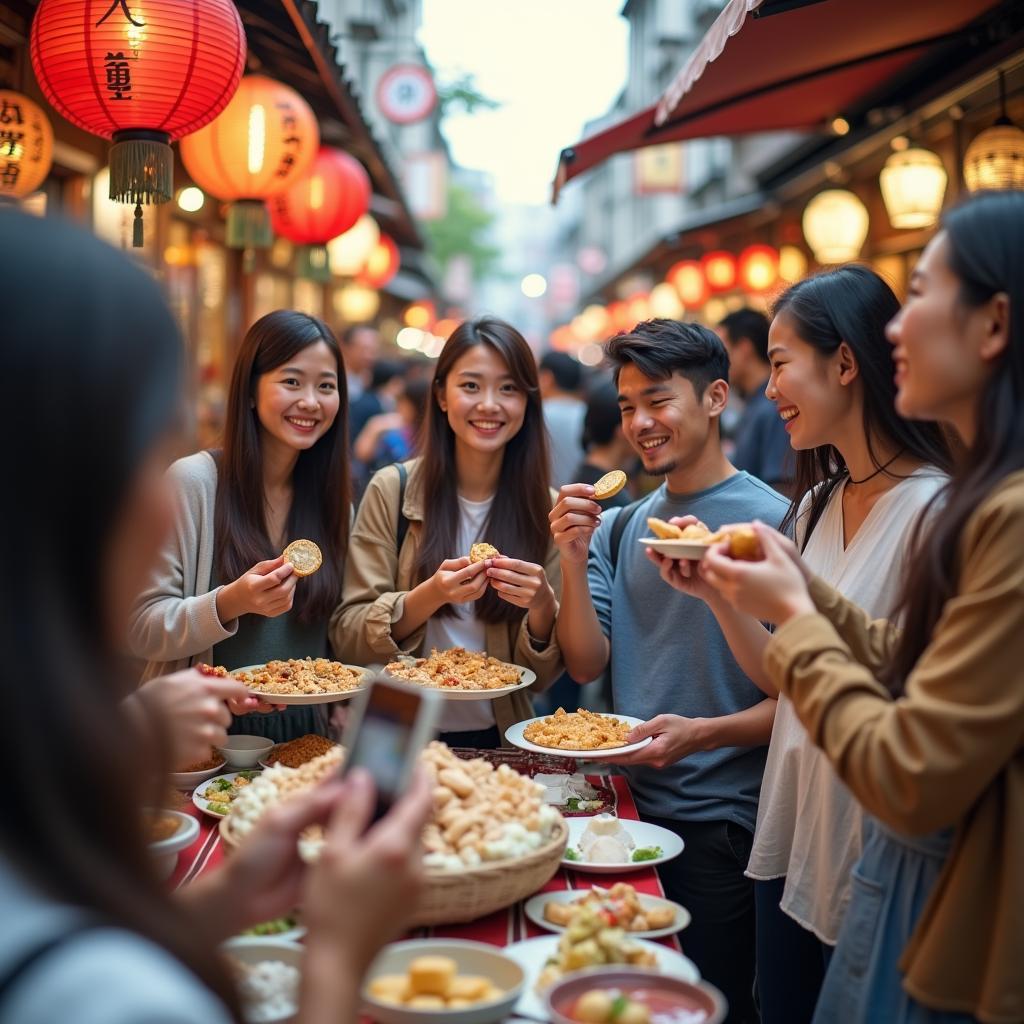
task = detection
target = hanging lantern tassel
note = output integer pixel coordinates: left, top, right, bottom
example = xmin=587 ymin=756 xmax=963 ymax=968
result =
xmin=298 ymin=244 xmax=331 ymax=282
xmin=228 ymin=199 xmax=273 ymax=249
xmin=109 ymin=130 xmax=174 ymax=248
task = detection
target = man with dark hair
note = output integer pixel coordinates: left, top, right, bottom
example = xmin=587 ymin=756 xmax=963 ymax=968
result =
xmin=718 ymin=309 xmax=794 ymax=492
xmin=550 ymin=318 xmax=788 ymax=1023
xmin=539 ymin=351 xmax=586 ymax=488
xmin=340 ymin=324 xmax=382 ymax=441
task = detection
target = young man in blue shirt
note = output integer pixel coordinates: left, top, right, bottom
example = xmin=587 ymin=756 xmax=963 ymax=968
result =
xmin=549 ymin=319 xmax=788 ymax=1023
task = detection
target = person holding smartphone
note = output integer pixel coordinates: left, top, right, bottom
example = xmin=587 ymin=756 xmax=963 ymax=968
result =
xmin=129 ymin=310 xmax=352 ymax=743
xmin=333 ymin=317 xmax=562 ymax=748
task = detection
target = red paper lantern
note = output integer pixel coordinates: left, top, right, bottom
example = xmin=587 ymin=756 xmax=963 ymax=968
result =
xmin=269 ymin=147 xmax=370 ymax=280
xmin=181 ymin=75 xmax=319 ymax=249
xmin=30 ymin=0 xmax=244 ymax=245
xmin=667 ymin=260 xmax=709 ymax=308
xmin=738 ymin=245 xmax=780 ymax=293
xmin=358 ymin=234 xmax=400 ymax=289
xmin=701 ymin=251 xmax=737 ymax=293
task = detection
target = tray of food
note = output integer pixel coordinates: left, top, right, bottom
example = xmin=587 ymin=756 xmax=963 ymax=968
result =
xmin=505 ymin=708 xmax=651 ymax=759
xmin=640 ymin=518 xmax=761 ymax=561
xmin=259 ymin=733 xmax=339 ymax=769
xmin=384 ymin=647 xmax=537 ymax=700
xmin=203 ymin=658 xmax=368 ymax=705
xmin=562 ymin=815 xmax=684 ymax=873
xmin=524 ymin=882 xmax=690 ymax=939
xmin=192 ymin=770 xmax=261 ymax=818
xmin=169 ymin=746 xmax=227 ymax=790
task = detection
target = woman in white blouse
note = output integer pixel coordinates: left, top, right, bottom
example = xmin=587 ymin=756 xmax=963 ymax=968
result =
xmin=647 ymin=265 xmax=951 ymax=1024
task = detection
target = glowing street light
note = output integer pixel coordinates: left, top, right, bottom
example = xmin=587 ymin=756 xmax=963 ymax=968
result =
xmin=521 ymin=273 xmax=547 ymax=298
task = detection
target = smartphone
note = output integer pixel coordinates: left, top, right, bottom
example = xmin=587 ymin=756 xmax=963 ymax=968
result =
xmin=340 ymin=674 xmax=442 ymax=823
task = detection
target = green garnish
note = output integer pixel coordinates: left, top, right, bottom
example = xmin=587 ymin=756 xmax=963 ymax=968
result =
xmin=208 ymin=802 xmax=231 ymax=815
xmin=632 ymin=845 xmax=663 ymax=862
xmin=244 ymin=917 xmax=296 ymax=936
xmin=565 ymin=848 xmax=580 ymax=861
xmin=610 ymin=994 xmax=630 ymax=1020
xmin=238 ymin=771 xmax=257 ymax=780
xmin=213 ymin=778 xmax=232 ymax=791
xmin=566 ymin=797 xmax=581 ymax=811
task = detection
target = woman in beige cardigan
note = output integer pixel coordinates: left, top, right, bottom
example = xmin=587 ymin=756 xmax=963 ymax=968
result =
xmin=698 ymin=192 xmax=1024 ymax=1023
xmin=332 ymin=317 xmax=562 ymax=746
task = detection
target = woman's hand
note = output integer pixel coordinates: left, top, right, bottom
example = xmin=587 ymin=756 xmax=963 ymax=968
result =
xmin=699 ymin=522 xmax=815 ymax=625
xmin=227 ymin=694 xmax=287 ymax=716
xmin=600 ymin=714 xmax=709 ymax=769
xmin=302 ymin=768 xmax=433 ymax=976
xmin=428 ymin=557 xmax=489 ymax=607
xmin=486 ymin=557 xmax=556 ymax=611
xmin=131 ymin=669 xmax=248 ymax=767
xmin=217 ymin=556 xmax=297 ymax=623
xmin=549 ymin=484 xmax=602 ymax=565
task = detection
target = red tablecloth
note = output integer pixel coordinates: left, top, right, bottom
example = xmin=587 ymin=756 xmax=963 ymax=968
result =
xmin=172 ymin=774 xmax=682 ymax=954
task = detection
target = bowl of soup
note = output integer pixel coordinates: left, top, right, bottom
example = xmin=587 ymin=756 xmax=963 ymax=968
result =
xmin=546 ymin=968 xmax=727 ymax=1024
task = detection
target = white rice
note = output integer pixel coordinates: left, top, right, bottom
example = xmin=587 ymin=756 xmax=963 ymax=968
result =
xmin=236 ymin=959 xmax=300 ymax=1023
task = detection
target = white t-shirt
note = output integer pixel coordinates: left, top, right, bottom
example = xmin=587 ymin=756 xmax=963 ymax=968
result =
xmin=745 ymin=468 xmax=946 ymax=944
xmin=423 ymin=493 xmax=496 ymax=733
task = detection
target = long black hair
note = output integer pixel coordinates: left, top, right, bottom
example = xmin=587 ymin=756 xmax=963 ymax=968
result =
xmin=413 ymin=317 xmax=551 ymax=623
xmin=0 ymin=211 xmax=240 ymax=1015
xmin=216 ymin=310 xmax=350 ymax=624
xmin=773 ymin=265 xmax=952 ymax=543
xmin=883 ymin=191 xmax=1024 ymax=693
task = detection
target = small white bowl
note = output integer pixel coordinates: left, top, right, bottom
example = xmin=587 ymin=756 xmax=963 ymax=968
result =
xmin=223 ymin=937 xmax=303 ymax=1024
xmin=217 ymin=735 xmax=275 ymax=769
xmin=148 ymin=810 xmax=199 ymax=880
xmin=363 ymin=939 xmax=524 ymax=1024
xmin=169 ymin=762 xmax=227 ymax=791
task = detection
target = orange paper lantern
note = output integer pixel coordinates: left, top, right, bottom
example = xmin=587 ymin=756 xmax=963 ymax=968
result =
xmin=667 ymin=260 xmax=709 ymax=308
xmin=738 ymin=245 xmax=780 ymax=293
xmin=30 ymin=0 xmax=244 ymax=244
xmin=0 ymin=90 xmax=54 ymax=200
xmin=181 ymin=75 xmax=319 ymax=248
xmin=701 ymin=251 xmax=737 ymax=293
xmin=627 ymin=293 xmax=650 ymax=325
xmin=358 ymin=234 xmax=400 ymax=289
xmin=607 ymin=301 xmax=633 ymax=333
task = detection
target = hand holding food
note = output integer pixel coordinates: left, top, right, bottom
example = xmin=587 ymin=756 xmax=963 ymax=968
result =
xmin=592 ymin=470 xmax=627 ymax=501
xmin=549 ymin=483 xmax=604 ymax=565
xmin=486 ymin=556 xmax=556 ymax=611
xmin=701 ymin=522 xmax=815 ymax=624
xmin=282 ymin=538 xmax=322 ymax=577
xmin=217 ymin=555 xmax=297 ymax=622
xmin=429 ymin=556 xmax=490 ymax=607
xmin=601 ymin=714 xmax=707 ymax=769
xmin=469 ymin=542 xmax=500 ymax=563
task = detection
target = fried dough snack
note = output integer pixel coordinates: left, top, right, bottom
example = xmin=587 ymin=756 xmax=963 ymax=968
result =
xmin=232 ymin=658 xmax=364 ymax=696
xmin=523 ymin=708 xmax=633 ymax=750
xmin=469 ymin=542 xmax=500 ymax=563
xmin=385 ymin=647 xmax=521 ymax=691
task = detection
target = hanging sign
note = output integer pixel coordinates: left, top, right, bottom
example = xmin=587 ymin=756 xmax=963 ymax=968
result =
xmin=376 ymin=64 xmax=437 ymax=125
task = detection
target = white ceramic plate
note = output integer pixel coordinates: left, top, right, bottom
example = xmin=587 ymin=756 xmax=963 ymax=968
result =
xmin=523 ymin=888 xmax=690 ymax=939
xmin=638 ymin=536 xmax=715 ymax=560
xmin=504 ymin=715 xmax=652 ymax=760
xmin=503 ymin=934 xmax=699 ymax=1021
xmin=221 ymin=937 xmax=303 ymax=1024
xmin=561 ymin=817 xmax=685 ymax=874
xmin=363 ymin=938 xmax=525 ymax=1024
xmin=383 ymin=659 xmax=538 ymax=701
xmin=231 ymin=663 xmax=368 ymax=705
xmin=168 ymin=762 xmax=227 ymax=791
xmin=147 ymin=810 xmax=200 ymax=880
xmin=236 ymin=912 xmax=306 ymax=944
xmin=192 ymin=770 xmax=262 ymax=819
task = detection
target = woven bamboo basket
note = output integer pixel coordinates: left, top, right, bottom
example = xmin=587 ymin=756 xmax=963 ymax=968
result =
xmin=219 ymin=814 xmax=568 ymax=926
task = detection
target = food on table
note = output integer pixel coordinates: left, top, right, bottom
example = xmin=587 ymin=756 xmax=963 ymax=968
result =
xmin=176 ymin=746 xmax=225 ymax=773
xmin=196 ymin=663 xmax=229 ymax=677
xmin=368 ymin=955 xmax=506 ymax=1009
xmin=524 ymin=708 xmax=633 ymax=751
xmin=579 ymin=814 xmax=635 ymax=863
xmin=631 ymin=846 xmax=663 ymax=862
xmin=230 ymin=958 xmax=300 ymax=1023
xmin=228 ymin=742 xmax=563 ymax=871
xmin=198 ymin=771 xmax=259 ymax=815
xmin=536 ymin=903 xmax=657 ymax=992
xmin=242 ymin=916 xmax=300 ymax=937
xmin=469 ymin=541 xmax=500 ymax=562
xmin=646 ymin=516 xmax=685 ymax=540
xmin=571 ymin=989 xmax=651 ymax=1024
xmin=232 ymin=657 xmax=364 ymax=697
xmin=282 ymin=538 xmax=322 ymax=577
xmin=558 ymin=986 xmax=711 ymax=1024
xmin=592 ymin=469 xmax=627 ymax=501
xmin=262 ymin=733 xmax=336 ymax=768
xmin=535 ymin=772 xmax=608 ymax=814
xmin=544 ymin=884 xmax=676 ymax=932
xmin=146 ymin=813 xmax=182 ymax=843
xmin=384 ymin=646 xmax=522 ymax=692
xmin=726 ymin=525 xmax=762 ymax=561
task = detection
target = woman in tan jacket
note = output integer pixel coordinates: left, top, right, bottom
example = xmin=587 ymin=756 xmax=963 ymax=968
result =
xmin=698 ymin=192 xmax=1024 ymax=1024
xmin=332 ymin=317 xmax=562 ymax=746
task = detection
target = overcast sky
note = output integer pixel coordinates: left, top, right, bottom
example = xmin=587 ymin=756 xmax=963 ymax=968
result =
xmin=418 ymin=0 xmax=629 ymax=206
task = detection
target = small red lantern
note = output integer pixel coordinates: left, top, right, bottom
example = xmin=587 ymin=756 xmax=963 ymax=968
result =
xmin=269 ymin=147 xmax=370 ymax=281
xmin=738 ymin=245 xmax=780 ymax=293
xmin=627 ymin=293 xmax=650 ymax=325
xmin=358 ymin=234 xmax=400 ymax=289
xmin=607 ymin=301 xmax=633 ymax=333
xmin=30 ymin=0 xmax=244 ymax=245
xmin=667 ymin=260 xmax=709 ymax=308
xmin=701 ymin=251 xmax=737 ymax=293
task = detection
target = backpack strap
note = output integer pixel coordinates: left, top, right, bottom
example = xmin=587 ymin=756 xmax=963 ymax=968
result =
xmin=608 ymin=499 xmax=643 ymax=577
xmin=394 ymin=462 xmax=410 ymax=553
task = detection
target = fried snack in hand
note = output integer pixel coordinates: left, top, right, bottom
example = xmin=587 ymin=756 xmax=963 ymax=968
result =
xmin=727 ymin=526 xmax=763 ymax=561
xmin=646 ymin=517 xmax=684 ymax=540
xmin=592 ymin=470 xmax=627 ymax=501
xmin=469 ymin=542 xmax=500 ymax=563
xmin=282 ymin=539 xmax=322 ymax=577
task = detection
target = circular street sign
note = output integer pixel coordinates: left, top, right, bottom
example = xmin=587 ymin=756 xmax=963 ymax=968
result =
xmin=376 ymin=64 xmax=437 ymax=125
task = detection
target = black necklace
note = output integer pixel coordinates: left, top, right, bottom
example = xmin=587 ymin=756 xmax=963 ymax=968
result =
xmin=847 ymin=450 xmax=905 ymax=486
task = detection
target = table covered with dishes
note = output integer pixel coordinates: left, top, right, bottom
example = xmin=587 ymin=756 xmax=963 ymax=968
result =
xmin=151 ymin=653 xmax=726 ymax=1024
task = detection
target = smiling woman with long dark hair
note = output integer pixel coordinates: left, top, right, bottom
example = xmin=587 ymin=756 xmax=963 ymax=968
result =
xmin=333 ymin=316 xmax=562 ymax=747
xmin=130 ymin=310 xmax=351 ymax=743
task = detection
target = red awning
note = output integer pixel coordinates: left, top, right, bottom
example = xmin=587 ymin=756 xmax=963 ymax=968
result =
xmin=552 ymin=0 xmax=1003 ymax=201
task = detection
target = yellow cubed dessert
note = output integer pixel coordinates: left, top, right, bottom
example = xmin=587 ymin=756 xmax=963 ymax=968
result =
xmin=447 ymin=975 xmax=490 ymax=1001
xmin=407 ymin=995 xmax=446 ymax=1010
xmin=408 ymin=956 xmax=458 ymax=996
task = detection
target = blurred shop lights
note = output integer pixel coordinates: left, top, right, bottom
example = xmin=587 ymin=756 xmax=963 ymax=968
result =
xmin=879 ymin=141 xmax=947 ymax=229
xmin=963 ymin=70 xmax=1024 ymax=193
xmin=328 ymin=214 xmax=379 ymax=276
xmin=176 ymin=186 xmax=205 ymax=213
xmin=737 ymin=245 xmax=780 ymax=292
xmin=802 ymin=189 xmax=869 ymax=263
xmin=701 ymin=251 xmax=737 ymax=293
xmin=778 ymin=245 xmax=809 ymax=283
xmin=335 ymin=282 xmax=379 ymax=323
xmin=667 ymin=260 xmax=709 ymax=308
xmin=521 ymin=273 xmax=548 ymax=298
